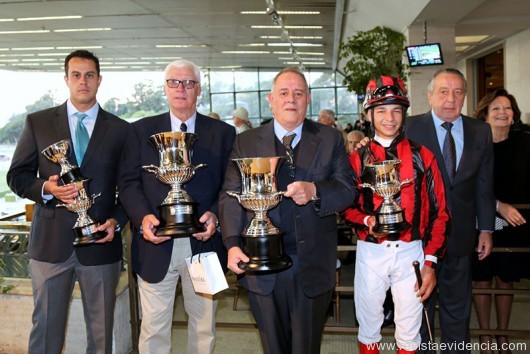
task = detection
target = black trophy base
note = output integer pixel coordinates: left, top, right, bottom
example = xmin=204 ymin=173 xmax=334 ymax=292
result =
xmin=372 ymin=210 xmax=411 ymax=236
xmin=73 ymin=222 xmax=107 ymax=246
xmin=238 ymin=232 xmax=292 ymax=272
xmin=156 ymin=202 xmax=204 ymax=237
xmin=60 ymin=167 xmax=85 ymax=185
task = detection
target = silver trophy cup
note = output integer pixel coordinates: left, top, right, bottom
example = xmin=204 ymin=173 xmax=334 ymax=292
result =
xmin=360 ymin=159 xmax=412 ymax=236
xmin=42 ymin=139 xmax=107 ymax=246
xmin=227 ymin=156 xmax=292 ymax=272
xmin=143 ymin=132 xmax=206 ymax=237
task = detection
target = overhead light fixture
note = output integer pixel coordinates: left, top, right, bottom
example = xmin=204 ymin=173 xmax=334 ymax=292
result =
xmin=38 ymin=53 xmax=70 ymax=57
xmin=267 ymin=43 xmax=323 ymax=47
xmin=274 ymin=51 xmax=324 ymax=56
xmin=54 ymin=28 xmax=111 ymax=33
xmin=239 ymin=43 xmax=266 ymax=47
xmin=261 ymin=35 xmax=323 ymax=40
xmin=0 ymin=30 xmax=50 ymax=34
xmin=17 ymin=15 xmax=82 ymax=21
xmin=12 ymin=47 xmax=55 ymax=51
xmin=0 ymin=19 xmax=14 ymax=22
xmin=240 ymin=11 xmax=320 ymax=15
xmin=57 ymin=46 xmax=102 ymax=49
xmin=283 ymin=61 xmax=325 ymax=65
xmin=252 ymin=25 xmax=322 ymax=29
xmin=221 ymin=51 xmax=271 ymax=54
xmin=156 ymin=44 xmax=207 ymax=48
xmin=455 ymin=35 xmax=489 ymax=44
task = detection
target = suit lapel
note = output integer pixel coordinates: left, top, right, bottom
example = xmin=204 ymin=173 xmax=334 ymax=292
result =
xmin=82 ymin=107 xmax=110 ymax=166
xmin=256 ymin=122 xmax=278 ymax=157
xmin=296 ymin=119 xmax=320 ymax=180
xmin=454 ymin=116 xmax=475 ymax=184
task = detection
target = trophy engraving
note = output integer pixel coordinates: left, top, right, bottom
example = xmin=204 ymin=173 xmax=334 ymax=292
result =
xmin=227 ymin=157 xmax=292 ymax=272
xmin=42 ymin=139 xmax=106 ymax=246
xmin=360 ymin=159 xmax=412 ymax=235
xmin=143 ymin=132 xmax=206 ymax=237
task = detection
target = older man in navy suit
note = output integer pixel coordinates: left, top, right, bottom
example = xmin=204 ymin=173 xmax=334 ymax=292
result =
xmin=119 ymin=59 xmax=236 ymax=354
xmin=219 ymin=67 xmax=356 ymax=354
xmin=7 ymin=50 xmax=129 ymax=354
xmin=406 ymin=68 xmax=495 ymax=354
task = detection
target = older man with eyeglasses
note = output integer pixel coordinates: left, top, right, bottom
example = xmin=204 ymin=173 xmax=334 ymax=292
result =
xmin=119 ymin=59 xmax=236 ymax=354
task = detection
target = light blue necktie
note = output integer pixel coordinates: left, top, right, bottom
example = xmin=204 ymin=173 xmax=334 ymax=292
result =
xmin=74 ymin=112 xmax=89 ymax=164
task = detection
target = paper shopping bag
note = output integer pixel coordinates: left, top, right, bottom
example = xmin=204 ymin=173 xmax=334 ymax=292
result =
xmin=185 ymin=251 xmax=229 ymax=295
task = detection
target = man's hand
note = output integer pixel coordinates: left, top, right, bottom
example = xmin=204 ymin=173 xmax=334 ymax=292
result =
xmin=497 ymin=201 xmax=526 ymax=227
xmin=141 ymin=214 xmax=170 ymax=244
xmin=192 ymin=211 xmax=217 ymax=241
xmin=356 ymin=136 xmax=370 ymax=151
xmin=415 ymin=265 xmax=436 ymax=302
xmin=284 ymin=181 xmax=317 ymax=205
xmin=366 ymin=215 xmax=387 ymax=238
xmin=94 ymin=218 xmax=119 ymax=243
xmin=227 ymin=247 xmax=249 ymax=275
xmin=44 ymin=175 xmax=78 ymax=204
xmin=476 ymin=231 xmax=493 ymax=260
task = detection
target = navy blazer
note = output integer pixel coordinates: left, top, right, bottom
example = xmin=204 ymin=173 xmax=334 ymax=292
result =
xmin=406 ymin=112 xmax=495 ymax=256
xmin=119 ymin=112 xmax=236 ymax=283
xmin=7 ymin=102 xmax=129 ymax=265
xmin=219 ymin=119 xmax=356 ymax=297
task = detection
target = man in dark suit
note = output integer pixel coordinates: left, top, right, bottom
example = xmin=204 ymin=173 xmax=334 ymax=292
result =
xmin=7 ymin=50 xmax=129 ymax=354
xmin=406 ymin=68 xmax=495 ymax=353
xmin=118 ymin=59 xmax=236 ymax=354
xmin=219 ymin=67 xmax=356 ymax=354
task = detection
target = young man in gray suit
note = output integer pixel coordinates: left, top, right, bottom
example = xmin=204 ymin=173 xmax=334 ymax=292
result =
xmin=7 ymin=50 xmax=129 ymax=354
xmin=406 ymin=68 xmax=495 ymax=353
xmin=219 ymin=67 xmax=356 ymax=354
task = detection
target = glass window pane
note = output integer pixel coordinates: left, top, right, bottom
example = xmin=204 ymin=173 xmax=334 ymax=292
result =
xmin=259 ymin=71 xmax=276 ymax=91
xmin=336 ymin=87 xmax=358 ymax=115
xmin=260 ymin=91 xmax=272 ymax=119
xmin=211 ymin=93 xmax=235 ymax=121
xmin=310 ymin=88 xmax=335 ymax=118
xmin=209 ymin=71 xmax=234 ymax=93
xmin=235 ymin=71 xmax=259 ymax=91
xmin=309 ymin=71 xmax=334 ymax=87
xmin=235 ymin=92 xmax=259 ymax=128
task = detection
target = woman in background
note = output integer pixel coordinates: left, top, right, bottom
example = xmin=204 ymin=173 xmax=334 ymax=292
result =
xmin=473 ymin=88 xmax=530 ymax=354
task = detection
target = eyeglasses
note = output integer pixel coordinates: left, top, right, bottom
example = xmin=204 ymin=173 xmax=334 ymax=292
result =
xmin=372 ymin=85 xmax=406 ymax=99
xmin=165 ymin=79 xmax=199 ymax=89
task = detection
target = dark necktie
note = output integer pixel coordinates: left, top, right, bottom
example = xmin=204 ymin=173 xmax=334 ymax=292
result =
xmin=180 ymin=122 xmax=188 ymax=132
xmin=442 ymin=122 xmax=456 ymax=180
xmin=74 ymin=112 xmax=89 ymax=164
xmin=282 ymin=133 xmax=296 ymax=178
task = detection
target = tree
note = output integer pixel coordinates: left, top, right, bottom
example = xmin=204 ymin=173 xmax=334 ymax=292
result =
xmin=339 ymin=26 xmax=407 ymax=97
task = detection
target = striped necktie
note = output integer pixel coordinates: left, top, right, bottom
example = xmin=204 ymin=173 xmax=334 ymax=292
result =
xmin=442 ymin=122 xmax=456 ymax=180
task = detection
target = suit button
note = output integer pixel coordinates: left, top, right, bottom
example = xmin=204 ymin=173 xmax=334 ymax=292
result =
xmin=386 ymin=244 xmax=390 ymax=248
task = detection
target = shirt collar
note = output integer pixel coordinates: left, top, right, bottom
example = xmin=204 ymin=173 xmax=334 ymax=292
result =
xmin=273 ymin=119 xmax=304 ymax=148
xmin=431 ymin=109 xmax=463 ymax=130
xmin=170 ymin=111 xmax=197 ymax=133
xmin=67 ymin=100 xmax=99 ymax=120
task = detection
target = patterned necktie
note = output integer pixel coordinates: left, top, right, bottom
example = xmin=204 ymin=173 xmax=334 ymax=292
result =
xmin=180 ymin=122 xmax=188 ymax=132
xmin=282 ymin=133 xmax=296 ymax=178
xmin=74 ymin=112 xmax=89 ymax=164
xmin=442 ymin=122 xmax=456 ymax=180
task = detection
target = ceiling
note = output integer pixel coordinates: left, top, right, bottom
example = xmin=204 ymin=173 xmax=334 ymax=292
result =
xmin=0 ymin=0 xmax=529 ymax=72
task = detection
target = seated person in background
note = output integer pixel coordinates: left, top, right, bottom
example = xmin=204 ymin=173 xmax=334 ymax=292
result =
xmin=233 ymin=107 xmax=252 ymax=134
xmin=344 ymin=76 xmax=449 ymax=354
xmin=347 ymin=130 xmax=365 ymax=154
xmin=472 ymin=88 xmax=530 ymax=354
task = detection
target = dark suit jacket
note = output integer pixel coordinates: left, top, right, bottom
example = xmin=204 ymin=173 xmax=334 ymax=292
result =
xmin=219 ymin=119 xmax=356 ymax=297
xmin=7 ymin=102 xmax=129 ymax=265
xmin=406 ymin=112 xmax=495 ymax=256
xmin=119 ymin=112 xmax=236 ymax=283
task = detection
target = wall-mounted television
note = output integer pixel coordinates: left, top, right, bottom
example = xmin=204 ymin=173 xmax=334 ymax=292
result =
xmin=406 ymin=43 xmax=444 ymax=67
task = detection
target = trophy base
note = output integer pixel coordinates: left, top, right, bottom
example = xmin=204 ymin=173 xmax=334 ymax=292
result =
xmin=157 ymin=202 xmax=204 ymax=237
xmin=60 ymin=167 xmax=85 ymax=185
xmin=372 ymin=210 xmax=411 ymax=234
xmin=238 ymin=232 xmax=292 ymax=272
xmin=238 ymin=255 xmax=292 ymax=272
xmin=73 ymin=222 xmax=107 ymax=246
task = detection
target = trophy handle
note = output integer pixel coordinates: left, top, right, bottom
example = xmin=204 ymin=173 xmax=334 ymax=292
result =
xmin=359 ymin=183 xmax=375 ymax=192
xmin=142 ymin=165 xmax=160 ymax=174
xmin=226 ymin=191 xmax=241 ymax=202
xmin=91 ymin=192 xmax=101 ymax=203
xmin=400 ymin=178 xmax=413 ymax=188
xmin=56 ymin=203 xmax=67 ymax=208
xmin=194 ymin=163 xmax=207 ymax=171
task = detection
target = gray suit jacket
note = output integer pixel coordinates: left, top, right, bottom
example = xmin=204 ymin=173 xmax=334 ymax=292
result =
xmin=219 ymin=119 xmax=356 ymax=297
xmin=7 ymin=102 xmax=130 ymax=265
xmin=406 ymin=112 xmax=495 ymax=256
